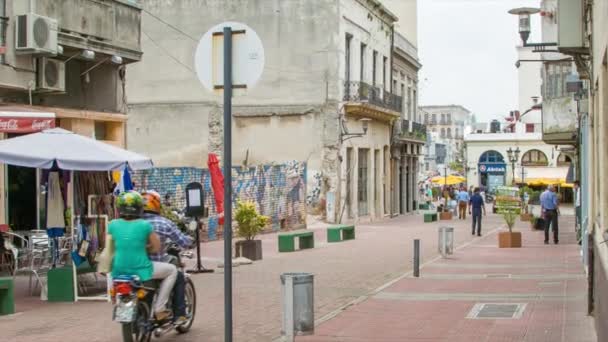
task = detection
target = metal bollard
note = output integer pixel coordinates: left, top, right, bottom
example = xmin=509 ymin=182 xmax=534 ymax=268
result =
xmin=413 ymin=239 xmax=420 ymax=277
xmin=281 ymin=273 xmax=314 ymax=341
xmin=438 ymin=227 xmax=454 ymax=258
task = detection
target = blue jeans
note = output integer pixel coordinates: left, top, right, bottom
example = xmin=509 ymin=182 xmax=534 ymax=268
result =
xmin=472 ymin=211 xmax=482 ymax=235
xmin=172 ymin=271 xmax=186 ymax=317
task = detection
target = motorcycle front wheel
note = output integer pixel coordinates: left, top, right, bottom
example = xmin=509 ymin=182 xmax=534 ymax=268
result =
xmin=121 ymin=301 xmax=152 ymax=342
xmin=176 ymin=277 xmax=197 ymax=333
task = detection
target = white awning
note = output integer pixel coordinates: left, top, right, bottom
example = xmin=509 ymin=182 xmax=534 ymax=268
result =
xmin=0 ymin=128 xmax=153 ymax=171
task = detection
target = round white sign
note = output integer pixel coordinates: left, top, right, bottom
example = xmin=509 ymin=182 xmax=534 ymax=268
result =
xmin=194 ymin=22 xmax=265 ymax=93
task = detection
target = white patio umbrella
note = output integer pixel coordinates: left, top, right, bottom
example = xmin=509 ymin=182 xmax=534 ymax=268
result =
xmin=0 ymin=128 xmax=153 ymax=171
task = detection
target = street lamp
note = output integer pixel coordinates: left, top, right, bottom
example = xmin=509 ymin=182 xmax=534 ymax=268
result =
xmin=506 ymin=147 xmax=520 ymax=185
xmin=508 ymin=7 xmax=557 ymax=50
xmin=341 ymin=118 xmax=372 ymax=142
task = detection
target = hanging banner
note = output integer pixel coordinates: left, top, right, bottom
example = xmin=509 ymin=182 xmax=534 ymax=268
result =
xmin=0 ymin=117 xmax=55 ymax=133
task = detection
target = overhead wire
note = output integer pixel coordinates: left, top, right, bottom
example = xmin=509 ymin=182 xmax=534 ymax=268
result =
xmin=140 ymin=6 xmax=332 ymax=80
xmin=142 ymin=30 xmax=194 ymax=73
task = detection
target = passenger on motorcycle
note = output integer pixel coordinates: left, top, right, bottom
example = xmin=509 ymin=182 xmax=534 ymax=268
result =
xmin=141 ymin=191 xmax=193 ymax=325
xmin=108 ymin=191 xmax=178 ymax=321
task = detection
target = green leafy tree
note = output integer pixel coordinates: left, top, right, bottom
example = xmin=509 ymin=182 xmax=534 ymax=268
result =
xmin=235 ymin=201 xmax=270 ymax=241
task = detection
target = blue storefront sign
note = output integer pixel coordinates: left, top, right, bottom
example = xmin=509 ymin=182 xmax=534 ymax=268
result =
xmin=478 ymin=163 xmax=506 ymax=174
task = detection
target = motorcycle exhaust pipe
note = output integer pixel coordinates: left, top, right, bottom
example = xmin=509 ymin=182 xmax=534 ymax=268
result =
xmin=153 ymin=323 xmax=174 ymax=338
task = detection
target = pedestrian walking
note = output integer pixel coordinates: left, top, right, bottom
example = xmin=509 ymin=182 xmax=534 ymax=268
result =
xmin=574 ymin=181 xmax=581 ymax=244
xmin=468 ymin=187 xmax=486 ymax=236
xmin=540 ymin=185 xmax=560 ymax=244
xmin=457 ymin=187 xmax=470 ymax=219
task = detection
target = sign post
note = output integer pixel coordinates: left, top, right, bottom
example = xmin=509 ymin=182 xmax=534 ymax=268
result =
xmin=222 ymin=27 xmax=234 ymax=342
xmin=195 ymin=22 xmax=264 ymax=342
xmin=184 ymin=182 xmax=214 ymax=274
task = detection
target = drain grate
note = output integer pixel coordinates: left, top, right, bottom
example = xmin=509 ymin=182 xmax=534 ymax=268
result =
xmin=467 ymin=303 xmax=527 ymax=319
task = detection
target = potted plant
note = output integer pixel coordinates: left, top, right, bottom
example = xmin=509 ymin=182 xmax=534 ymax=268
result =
xmin=234 ymin=201 xmax=269 ymax=261
xmin=439 ymin=192 xmax=453 ymax=220
xmin=498 ymin=209 xmax=522 ymax=248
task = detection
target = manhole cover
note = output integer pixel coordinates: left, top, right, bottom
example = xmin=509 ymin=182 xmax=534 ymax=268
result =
xmin=467 ymin=303 xmax=527 ymax=319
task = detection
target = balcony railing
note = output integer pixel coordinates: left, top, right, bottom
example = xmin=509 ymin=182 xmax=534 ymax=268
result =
xmin=396 ymin=119 xmax=426 ymax=142
xmin=343 ymin=81 xmax=402 ymax=113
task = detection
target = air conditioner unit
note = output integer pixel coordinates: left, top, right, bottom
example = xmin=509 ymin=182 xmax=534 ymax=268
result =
xmin=37 ymin=58 xmax=65 ymax=92
xmin=15 ymin=13 xmax=59 ymax=55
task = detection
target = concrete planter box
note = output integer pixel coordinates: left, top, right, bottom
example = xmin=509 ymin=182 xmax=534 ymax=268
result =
xmin=235 ymin=240 xmax=263 ymax=261
xmin=498 ymin=232 xmax=522 ymax=248
xmin=440 ymin=212 xmax=453 ymax=220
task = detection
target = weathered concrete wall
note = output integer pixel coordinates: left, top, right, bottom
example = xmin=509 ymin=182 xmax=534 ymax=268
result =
xmin=131 ymin=162 xmax=307 ymax=239
xmin=128 ymin=0 xmax=339 ymax=105
xmin=127 ymin=103 xmax=213 ymax=167
xmin=126 ymin=0 xmax=342 ymax=220
xmin=383 ymin=0 xmax=417 ymax=47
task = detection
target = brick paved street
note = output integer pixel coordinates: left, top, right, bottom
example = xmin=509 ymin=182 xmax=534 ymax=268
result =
xmin=299 ymin=215 xmax=597 ymax=342
xmin=0 ymin=212 xmax=504 ymax=342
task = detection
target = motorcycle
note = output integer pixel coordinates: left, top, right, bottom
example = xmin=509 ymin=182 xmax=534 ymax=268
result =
xmin=111 ymin=243 xmax=196 ymax=342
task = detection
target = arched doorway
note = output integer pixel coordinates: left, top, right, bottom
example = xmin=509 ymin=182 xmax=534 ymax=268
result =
xmin=521 ymin=149 xmax=549 ymax=166
xmin=478 ymin=150 xmax=506 ymax=192
xmin=557 ymin=153 xmax=572 ymax=166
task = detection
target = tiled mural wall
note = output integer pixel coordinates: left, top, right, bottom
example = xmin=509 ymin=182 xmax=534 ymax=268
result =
xmin=132 ymin=162 xmax=307 ymax=240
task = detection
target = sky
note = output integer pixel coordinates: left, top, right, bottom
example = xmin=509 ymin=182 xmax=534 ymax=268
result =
xmin=418 ymin=0 xmax=542 ymax=122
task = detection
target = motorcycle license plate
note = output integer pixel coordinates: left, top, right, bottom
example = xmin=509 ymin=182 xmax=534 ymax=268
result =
xmin=114 ymin=300 xmax=136 ymax=323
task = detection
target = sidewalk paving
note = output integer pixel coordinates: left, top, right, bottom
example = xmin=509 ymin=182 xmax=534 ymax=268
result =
xmin=1 ymin=212 xmax=504 ymax=342
xmin=299 ymin=215 xmax=596 ymax=342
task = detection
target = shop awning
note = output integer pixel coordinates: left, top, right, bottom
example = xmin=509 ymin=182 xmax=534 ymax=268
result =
xmin=0 ymin=128 xmax=152 ymax=171
xmin=514 ymin=166 xmax=571 ymax=187
xmin=0 ymin=106 xmax=56 ymax=133
xmin=431 ymin=175 xmax=466 ymax=186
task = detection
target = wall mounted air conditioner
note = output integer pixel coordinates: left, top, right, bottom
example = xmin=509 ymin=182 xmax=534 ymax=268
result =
xmin=557 ymin=0 xmax=585 ymax=53
xmin=15 ymin=13 xmax=59 ymax=55
xmin=37 ymin=57 xmax=65 ymax=93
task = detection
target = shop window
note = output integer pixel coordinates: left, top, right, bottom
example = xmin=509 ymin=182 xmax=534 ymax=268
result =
xmin=521 ymin=149 xmax=549 ymax=166
xmin=94 ymin=121 xmax=107 ymax=140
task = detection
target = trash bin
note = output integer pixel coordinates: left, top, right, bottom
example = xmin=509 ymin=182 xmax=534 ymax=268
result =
xmin=438 ymin=227 xmax=454 ymax=257
xmin=281 ymin=273 xmax=314 ymax=337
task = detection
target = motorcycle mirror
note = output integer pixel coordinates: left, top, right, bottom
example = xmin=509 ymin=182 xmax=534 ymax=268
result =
xmin=188 ymin=220 xmax=198 ymax=232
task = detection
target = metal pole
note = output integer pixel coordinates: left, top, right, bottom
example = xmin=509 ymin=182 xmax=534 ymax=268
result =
xmin=285 ymin=275 xmax=295 ymax=342
xmin=223 ymin=26 xmax=233 ymax=342
xmin=511 ymin=161 xmax=515 ymax=184
xmin=195 ymin=218 xmax=202 ymax=270
xmin=413 ymin=239 xmax=420 ymax=277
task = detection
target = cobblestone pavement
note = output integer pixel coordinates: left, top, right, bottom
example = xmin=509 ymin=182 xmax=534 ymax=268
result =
xmin=1 ymin=212 xmax=507 ymax=342
xmin=299 ymin=215 xmax=597 ymax=342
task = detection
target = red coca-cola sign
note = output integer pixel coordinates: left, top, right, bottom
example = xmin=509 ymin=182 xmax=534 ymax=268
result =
xmin=0 ymin=117 xmax=55 ymax=133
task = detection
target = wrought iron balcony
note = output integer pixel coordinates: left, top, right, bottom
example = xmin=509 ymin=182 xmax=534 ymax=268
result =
xmin=396 ymin=119 xmax=426 ymax=142
xmin=343 ymin=81 xmax=402 ymax=113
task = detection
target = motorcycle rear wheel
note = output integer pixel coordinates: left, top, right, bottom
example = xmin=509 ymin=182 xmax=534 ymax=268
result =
xmin=176 ymin=278 xmax=196 ymax=333
xmin=121 ymin=301 xmax=152 ymax=342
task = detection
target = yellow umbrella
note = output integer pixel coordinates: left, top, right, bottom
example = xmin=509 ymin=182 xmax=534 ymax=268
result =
xmin=431 ymin=175 xmax=466 ymax=185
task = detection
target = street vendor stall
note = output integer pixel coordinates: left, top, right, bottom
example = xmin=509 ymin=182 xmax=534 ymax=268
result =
xmin=0 ymin=128 xmax=153 ymax=302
